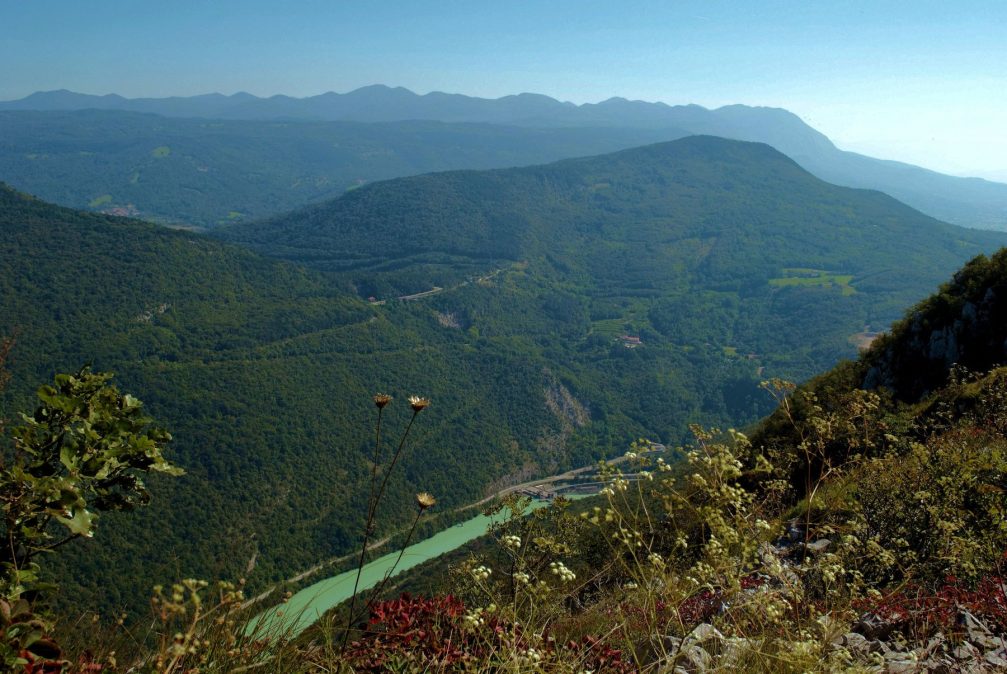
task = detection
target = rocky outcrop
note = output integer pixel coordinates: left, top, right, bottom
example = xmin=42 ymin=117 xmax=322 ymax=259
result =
xmin=862 ymin=251 xmax=1007 ymax=401
xmin=659 ymin=610 xmax=1007 ymax=673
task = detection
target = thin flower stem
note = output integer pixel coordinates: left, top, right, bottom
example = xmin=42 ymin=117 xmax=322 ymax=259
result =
xmin=363 ymin=508 xmax=424 ymax=616
xmin=342 ymin=409 xmax=384 ymax=652
xmin=371 ymin=410 xmax=419 ymax=517
xmin=341 ymin=408 xmax=420 ymax=652
xmin=366 ymin=407 xmax=385 ymax=522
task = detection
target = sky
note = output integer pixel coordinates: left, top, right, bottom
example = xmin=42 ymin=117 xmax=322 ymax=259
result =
xmin=2 ymin=0 xmax=1005 ymax=176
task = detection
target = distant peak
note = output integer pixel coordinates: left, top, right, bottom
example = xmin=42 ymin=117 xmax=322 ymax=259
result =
xmin=714 ymin=103 xmax=797 ymax=115
xmin=28 ymin=89 xmax=81 ymax=97
xmin=350 ymin=84 xmax=417 ymax=95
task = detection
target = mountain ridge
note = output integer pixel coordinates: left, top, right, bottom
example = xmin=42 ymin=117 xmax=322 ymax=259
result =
xmin=223 ymin=135 xmax=999 ymax=281
xmin=3 ymin=86 xmax=1006 ymax=230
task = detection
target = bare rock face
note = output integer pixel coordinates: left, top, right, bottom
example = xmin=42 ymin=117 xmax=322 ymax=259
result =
xmin=861 ymin=254 xmax=1007 ymax=402
xmin=543 ymin=374 xmax=590 ymax=431
xmin=834 ymin=610 xmax=1007 ymax=673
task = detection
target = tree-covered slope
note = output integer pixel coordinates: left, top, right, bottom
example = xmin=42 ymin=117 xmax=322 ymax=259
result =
xmin=0 ymin=184 xmax=615 ymax=615
xmin=229 ymin=136 xmax=999 ymax=271
xmin=331 ymin=250 xmax=1007 ymax=674
xmin=223 ymin=136 xmax=1006 ymax=358
xmin=860 ymin=248 xmax=1007 ymax=400
xmin=2 ymin=136 xmax=1004 ymax=618
xmin=218 ymin=135 xmax=1007 ymax=491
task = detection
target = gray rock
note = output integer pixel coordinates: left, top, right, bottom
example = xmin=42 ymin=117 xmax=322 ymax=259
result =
xmin=803 ymin=538 xmax=832 ymax=555
xmin=919 ymin=660 xmax=955 ymax=674
xmin=884 ymin=656 xmax=919 ymax=673
xmin=855 ymin=613 xmax=897 ymax=640
xmin=953 ymin=640 xmax=981 ymax=661
xmin=962 ymin=301 xmax=978 ymax=323
xmin=721 ymin=636 xmax=757 ymax=667
xmin=687 ymin=623 xmax=723 ymax=643
xmin=986 ymin=648 xmax=1007 ymax=669
xmin=960 ymin=610 xmax=1006 ymax=651
xmin=922 ymin=634 xmax=946 ymax=658
xmin=661 ymin=625 xmax=723 ymax=673
xmin=837 ymin=632 xmax=872 ymax=656
xmin=929 ymin=326 xmax=959 ymax=364
xmin=680 ymin=644 xmax=712 ymax=672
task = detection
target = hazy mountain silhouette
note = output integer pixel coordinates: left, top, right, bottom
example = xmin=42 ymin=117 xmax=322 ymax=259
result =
xmin=3 ymin=85 xmax=1006 ymax=229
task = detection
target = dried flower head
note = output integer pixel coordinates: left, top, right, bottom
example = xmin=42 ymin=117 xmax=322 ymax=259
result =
xmin=416 ymin=492 xmax=437 ymax=510
xmin=408 ymin=395 xmax=430 ymax=412
xmin=373 ymin=393 xmax=392 ymax=408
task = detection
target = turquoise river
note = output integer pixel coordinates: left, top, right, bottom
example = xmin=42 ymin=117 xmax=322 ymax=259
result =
xmin=251 ymin=500 xmax=560 ymax=636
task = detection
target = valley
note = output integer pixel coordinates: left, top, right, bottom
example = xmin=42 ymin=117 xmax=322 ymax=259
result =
xmin=2 ymin=134 xmax=1005 ymax=624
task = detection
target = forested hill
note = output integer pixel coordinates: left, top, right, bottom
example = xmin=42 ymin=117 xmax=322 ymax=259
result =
xmin=860 ymin=249 xmax=1007 ymax=401
xmin=223 ymin=136 xmax=1004 ymax=306
xmin=0 ymin=182 xmax=370 ymax=375
xmin=219 ymin=135 xmax=1007 ymax=468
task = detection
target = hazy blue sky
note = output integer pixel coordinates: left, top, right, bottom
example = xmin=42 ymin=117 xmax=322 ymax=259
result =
xmin=2 ymin=1 xmax=1004 ymax=176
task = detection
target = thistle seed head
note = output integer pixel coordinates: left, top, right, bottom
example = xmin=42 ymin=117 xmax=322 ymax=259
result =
xmin=416 ymin=492 xmax=437 ymax=510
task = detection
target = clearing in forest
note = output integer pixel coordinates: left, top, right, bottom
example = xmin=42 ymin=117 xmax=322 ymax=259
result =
xmin=769 ymin=267 xmax=856 ymax=296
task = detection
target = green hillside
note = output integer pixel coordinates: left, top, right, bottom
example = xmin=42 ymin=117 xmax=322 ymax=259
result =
xmin=0 ymin=184 xmax=601 ymax=616
xmin=302 ymin=254 xmax=1007 ymax=674
xmin=224 ymin=135 xmax=1006 ymax=386
xmin=41 ymin=244 xmax=1006 ymax=673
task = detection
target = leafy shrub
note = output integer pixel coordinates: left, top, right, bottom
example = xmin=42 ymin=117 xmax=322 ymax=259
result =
xmin=0 ymin=366 xmax=181 ymax=669
xmin=851 ymin=425 xmax=1007 ymax=586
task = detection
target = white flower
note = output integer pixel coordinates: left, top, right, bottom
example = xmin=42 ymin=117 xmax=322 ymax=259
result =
xmin=471 ymin=565 xmax=493 ymax=581
xmin=501 ymin=534 xmax=522 ymax=550
xmin=549 ymin=561 xmax=576 ymax=582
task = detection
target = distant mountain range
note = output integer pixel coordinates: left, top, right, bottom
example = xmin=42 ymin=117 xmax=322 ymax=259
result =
xmin=1 ymin=86 xmax=824 ymax=132
xmin=2 ymin=85 xmax=1006 ymax=230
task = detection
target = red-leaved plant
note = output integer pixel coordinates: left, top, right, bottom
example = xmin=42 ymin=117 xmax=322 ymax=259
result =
xmin=854 ymin=571 xmax=1007 ymax=639
xmin=343 ymin=593 xmax=632 ymax=672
